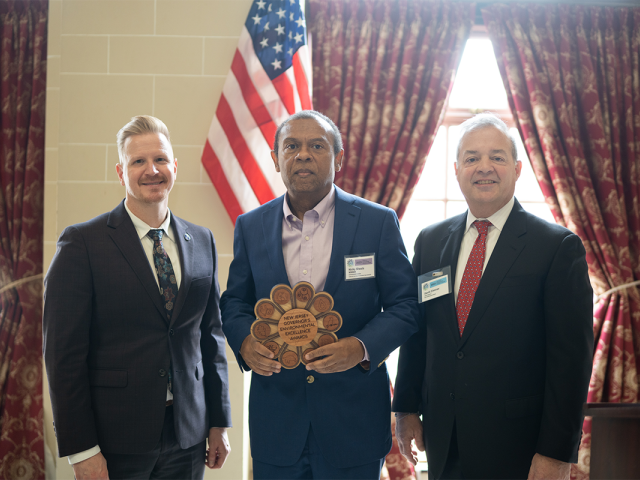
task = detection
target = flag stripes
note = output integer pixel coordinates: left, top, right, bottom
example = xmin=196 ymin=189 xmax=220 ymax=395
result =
xmin=202 ymin=0 xmax=311 ymax=224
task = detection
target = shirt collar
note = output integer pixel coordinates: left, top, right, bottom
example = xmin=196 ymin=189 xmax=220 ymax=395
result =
xmin=124 ymin=201 xmax=173 ymax=241
xmin=282 ymin=185 xmax=336 ymax=230
xmin=465 ymin=196 xmax=515 ymax=234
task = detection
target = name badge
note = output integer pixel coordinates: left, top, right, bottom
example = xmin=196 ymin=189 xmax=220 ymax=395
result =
xmin=345 ymin=253 xmax=376 ymax=281
xmin=417 ymin=266 xmax=452 ymax=303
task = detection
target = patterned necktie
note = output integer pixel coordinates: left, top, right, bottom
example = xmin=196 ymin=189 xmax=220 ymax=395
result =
xmin=148 ymin=229 xmax=178 ymax=391
xmin=456 ymin=220 xmax=492 ymax=336
xmin=148 ymin=229 xmax=179 ymax=319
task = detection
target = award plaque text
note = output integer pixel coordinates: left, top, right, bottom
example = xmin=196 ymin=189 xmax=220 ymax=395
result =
xmin=250 ymin=282 xmax=343 ymax=369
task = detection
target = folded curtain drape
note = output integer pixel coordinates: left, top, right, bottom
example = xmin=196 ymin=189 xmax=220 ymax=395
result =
xmin=483 ymin=4 xmax=640 ymax=477
xmin=0 ymin=1 xmax=48 ymax=478
xmin=309 ymin=0 xmax=474 ymax=219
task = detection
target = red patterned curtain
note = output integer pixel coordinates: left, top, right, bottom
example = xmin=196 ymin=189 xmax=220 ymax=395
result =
xmin=308 ymin=0 xmax=475 ymax=219
xmin=0 ymin=0 xmax=47 ymax=478
xmin=482 ymin=4 xmax=640 ymax=478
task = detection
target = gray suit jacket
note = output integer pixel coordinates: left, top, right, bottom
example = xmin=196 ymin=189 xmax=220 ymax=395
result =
xmin=43 ymin=200 xmax=231 ymax=456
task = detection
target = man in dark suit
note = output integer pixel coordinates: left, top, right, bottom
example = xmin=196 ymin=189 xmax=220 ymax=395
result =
xmin=43 ymin=115 xmax=232 ymax=479
xmin=220 ymin=110 xmax=419 ymax=479
xmin=393 ymin=113 xmax=593 ymax=479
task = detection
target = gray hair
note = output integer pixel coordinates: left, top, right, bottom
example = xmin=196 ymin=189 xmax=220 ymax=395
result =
xmin=273 ymin=110 xmax=343 ymax=156
xmin=456 ymin=112 xmax=518 ymax=164
xmin=117 ymin=115 xmax=171 ymax=164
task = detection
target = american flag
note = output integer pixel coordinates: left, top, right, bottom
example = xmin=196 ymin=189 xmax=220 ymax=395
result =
xmin=202 ymin=0 xmax=312 ymax=224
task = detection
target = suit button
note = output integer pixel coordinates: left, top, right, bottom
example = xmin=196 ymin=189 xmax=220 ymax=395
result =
xmin=307 ymin=375 xmax=315 ymax=384
xmin=450 ymin=393 xmax=455 ymax=399
xmin=456 ymin=351 xmax=464 ymax=359
xmin=159 ymin=369 xmax=167 ymax=377
xmin=169 ymin=329 xmax=174 ymax=337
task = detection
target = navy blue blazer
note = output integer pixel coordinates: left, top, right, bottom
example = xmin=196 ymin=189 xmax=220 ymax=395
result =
xmin=393 ymin=200 xmax=593 ymax=479
xmin=221 ymin=187 xmax=420 ymax=468
xmin=43 ymin=201 xmax=232 ymax=457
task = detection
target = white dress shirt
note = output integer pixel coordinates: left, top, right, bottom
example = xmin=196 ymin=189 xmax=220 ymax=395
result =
xmin=454 ymin=197 xmax=515 ymax=303
xmin=68 ymin=203 xmax=181 ymax=464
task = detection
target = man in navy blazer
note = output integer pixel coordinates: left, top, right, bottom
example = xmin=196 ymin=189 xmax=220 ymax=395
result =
xmin=221 ymin=110 xmax=419 ymax=479
xmin=393 ymin=113 xmax=593 ymax=479
xmin=43 ymin=116 xmax=232 ymax=479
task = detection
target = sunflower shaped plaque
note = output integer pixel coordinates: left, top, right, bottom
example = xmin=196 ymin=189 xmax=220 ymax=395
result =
xmin=251 ymin=282 xmax=343 ymax=369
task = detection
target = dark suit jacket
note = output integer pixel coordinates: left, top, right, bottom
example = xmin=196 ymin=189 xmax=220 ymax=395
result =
xmin=220 ymin=187 xmax=420 ymax=468
xmin=393 ymin=200 xmax=593 ymax=479
xmin=43 ymin=200 xmax=232 ymax=457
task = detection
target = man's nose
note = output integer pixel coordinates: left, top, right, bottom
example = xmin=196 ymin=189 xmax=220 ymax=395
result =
xmin=144 ymin=160 xmax=159 ymax=174
xmin=296 ymin=144 xmax=312 ymax=160
xmin=476 ymin=156 xmax=494 ymax=173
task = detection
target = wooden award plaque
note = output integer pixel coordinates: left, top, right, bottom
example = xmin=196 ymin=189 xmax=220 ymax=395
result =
xmin=250 ymin=282 xmax=343 ymax=369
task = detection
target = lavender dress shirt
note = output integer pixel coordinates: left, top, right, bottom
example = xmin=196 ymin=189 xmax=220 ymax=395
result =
xmin=281 ymin=185 xmax=368 ymax=360
xmin=282 ymin=186 xmax=336 ymax=291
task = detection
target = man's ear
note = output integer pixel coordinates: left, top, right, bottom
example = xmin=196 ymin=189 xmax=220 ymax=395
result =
xmin=335 ymin=149 xmax=344 ymax=172
xmin=271 ymin=151 xmax=280 ymax=172
xmin=116 ymin=163 xmax=125 ymax=186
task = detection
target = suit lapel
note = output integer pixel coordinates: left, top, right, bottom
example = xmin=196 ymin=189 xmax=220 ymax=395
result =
xmin=169 ymin=214 xmax=192 ymax=326
xmin=107 ymin=201 xmax=168 ymax=322
xmin=439 ymin=214 xmax=467 ymax=344
xmin=324 ymin=188 xmax=360 ymax=296
xmin=459 ymin=202 xmax=527 ymax=347
xmin=262 ymin=197 xmax=289 ymax=283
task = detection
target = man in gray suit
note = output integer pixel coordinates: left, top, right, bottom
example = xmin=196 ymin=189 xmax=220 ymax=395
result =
xmin=43 ymin=115 xmax=231 ymax=479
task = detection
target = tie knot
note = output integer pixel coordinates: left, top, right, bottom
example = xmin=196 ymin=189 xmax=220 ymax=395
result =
xmin=473 ymin=220 xmax=492 ymax=236
xmin=148 ymin=229 xmax=164 ymax=241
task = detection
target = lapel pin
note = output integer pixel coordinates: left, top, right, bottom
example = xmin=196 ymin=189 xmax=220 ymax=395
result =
xmin=184 ymin=233 xmax=191 ymax=241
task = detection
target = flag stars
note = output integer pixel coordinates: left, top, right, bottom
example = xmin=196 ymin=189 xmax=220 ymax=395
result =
xmin=249 ymin=0 xmax=306 ymax=78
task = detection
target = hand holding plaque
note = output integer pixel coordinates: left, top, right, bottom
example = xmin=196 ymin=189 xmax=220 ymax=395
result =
xmin=250 ymin=282 xmax=343 ymax=369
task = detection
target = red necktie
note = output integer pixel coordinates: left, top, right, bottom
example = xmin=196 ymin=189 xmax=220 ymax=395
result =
xmin=456 ymin=220 xmax=492 ymax=336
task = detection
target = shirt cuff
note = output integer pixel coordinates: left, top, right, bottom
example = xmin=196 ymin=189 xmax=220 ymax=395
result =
xmin=354 ymin=337 xmax=369 ymax=362
xmin=394 ymin=412 xmax=420 ymax=418
xmin=68 ymin=445 xmax=101 ymax=465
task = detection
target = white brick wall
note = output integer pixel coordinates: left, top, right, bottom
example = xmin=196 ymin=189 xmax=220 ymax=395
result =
xmin=44 ymin=2 xmax=252 ymax=478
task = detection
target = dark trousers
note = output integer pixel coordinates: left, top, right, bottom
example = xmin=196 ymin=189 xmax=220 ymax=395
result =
xmin=438 ymin=422 xmax=463 ymax=480
xmin=253 ymin=426 xmax=384 ymax=480
xmin=101 ymin=405 xmax=206 ymax=480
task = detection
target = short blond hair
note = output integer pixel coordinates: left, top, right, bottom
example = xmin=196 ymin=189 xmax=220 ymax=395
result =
xmin=117 ymin=115 xmax=171 ymax=163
